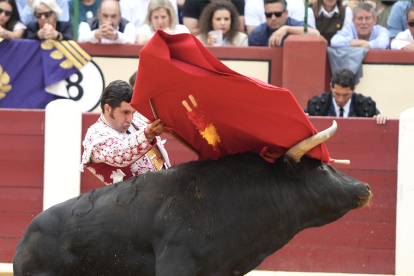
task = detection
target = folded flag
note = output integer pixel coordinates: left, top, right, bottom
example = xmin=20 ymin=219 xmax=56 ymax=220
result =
xmin=0 ymin=39 xmax=91 ymax=109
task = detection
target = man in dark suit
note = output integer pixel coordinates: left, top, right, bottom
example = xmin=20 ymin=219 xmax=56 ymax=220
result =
xmin=305 ymin=68 xmax=388 ymax=124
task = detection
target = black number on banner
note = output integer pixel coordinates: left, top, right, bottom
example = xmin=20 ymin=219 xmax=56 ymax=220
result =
xmin=66 ymin=72 xmax=84 ymax=101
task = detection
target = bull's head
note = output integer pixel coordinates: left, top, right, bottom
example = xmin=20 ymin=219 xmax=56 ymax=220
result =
xmin=282 ymin=121 xmax=371 ymax=219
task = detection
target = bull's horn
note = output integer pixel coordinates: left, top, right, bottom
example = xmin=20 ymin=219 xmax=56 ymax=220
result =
xmin=285 ymin=120 xmax=337 ymax=162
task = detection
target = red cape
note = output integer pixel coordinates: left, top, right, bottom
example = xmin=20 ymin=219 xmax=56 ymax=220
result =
xmin=131 ymin=30 xmax=330 ymax=163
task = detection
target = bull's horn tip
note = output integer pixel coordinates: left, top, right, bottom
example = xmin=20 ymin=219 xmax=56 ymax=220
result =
xmin=330 ymin=159 xmax=350 ymax=165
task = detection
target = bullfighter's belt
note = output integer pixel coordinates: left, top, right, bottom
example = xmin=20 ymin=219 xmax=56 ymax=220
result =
xmin=147 ymin=146 xmax=165 ymax=170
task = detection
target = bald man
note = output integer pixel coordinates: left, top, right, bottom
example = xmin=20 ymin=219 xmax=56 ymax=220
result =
xmin=78 ymin=0 xmax=135 ymax=44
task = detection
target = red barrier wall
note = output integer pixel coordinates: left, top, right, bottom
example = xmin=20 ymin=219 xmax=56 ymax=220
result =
xmin=0 ymin=109 xmax=397 ymax=275
xmin=0 ymin=110 xmax=45 ymax=262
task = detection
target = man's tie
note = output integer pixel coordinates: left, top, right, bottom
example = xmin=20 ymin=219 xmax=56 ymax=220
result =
xmin=126 ymin=130 xmax=131 ymax=134
xmin=339 ymin=107 xmax=344 ymax=117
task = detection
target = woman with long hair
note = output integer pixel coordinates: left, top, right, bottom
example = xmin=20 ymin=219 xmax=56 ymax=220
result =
xmin=197 ymin=1 xmax=247 ymax=47
xmin=0 ymin=0 xmax=25 ymax=39
xmin=136 ymin=0 xmax=189 ymax=45
xmin=25 ymin=0 xmax=73 ymax=40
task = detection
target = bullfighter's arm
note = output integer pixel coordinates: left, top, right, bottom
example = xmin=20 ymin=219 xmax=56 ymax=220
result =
xmin=89 ymin=130 xmax=156 ymax=167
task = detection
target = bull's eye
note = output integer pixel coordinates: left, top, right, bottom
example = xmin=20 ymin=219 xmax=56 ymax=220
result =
xmin=318 ymin=165 xmax=324 ymax=170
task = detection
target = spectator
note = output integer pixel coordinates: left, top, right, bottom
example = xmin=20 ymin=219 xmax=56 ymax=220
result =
xmin=311 ymin=0 xmax=352 ymax=44
xmin=136 ymin=0 xmax=189 ymax=45
xmin=78 ymin=0 xmax=135 ymax=44
xmin=245 ymin=0 xmax=315 ymax=35
xmin=248 ymin=0 xmax=319 ymax=47
xmin=177 ymin=0 xmax=183 ymax=23
xmin=16 ymin=0 xmax=68 ymax=25
xmin=387 ymin=0 xmax=412 ymax=39
xmin=331 ymin=3 xmax=389 ymax=49
xmin=183 ymin=0 xmax=244 ymax=35
xmin=197 ymin=1 xmax=247 ymax=46
xmin=129 ymin=70 xmax=137 ymax=87
xmin=25 ymin=0 xmax=73 ymax=40
xmin=0 ymin=0 xmax=26 ymax=39
xmin=365 ymin=0 xmax=394 ymax=28
xmin=80 ymin=80 xmax=170 ymax=185
xmin=69 ymin=0 xmax=102 ymax=26
xmin=305 ymin=68 xmax=388 ymax=124
xmin=120 ymin=0 xmax=178 ymax=35
xmin=391 ymin=5 xmax=414 ymax=50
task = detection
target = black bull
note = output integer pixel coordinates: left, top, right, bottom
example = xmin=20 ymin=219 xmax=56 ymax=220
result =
xmin=13 ymin=151 xmax=371 ymax=276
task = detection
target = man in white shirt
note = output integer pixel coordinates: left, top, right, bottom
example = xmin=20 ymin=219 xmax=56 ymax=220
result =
xmin=391 ymin=6 xmax=414 ymax=50
xmin=245 ymin=0 xmax=315 ymax=35
xmin=78 ymin=0 xmax=135 ymax=44
xmin=120 ymin=0 xmax=178 ymax=35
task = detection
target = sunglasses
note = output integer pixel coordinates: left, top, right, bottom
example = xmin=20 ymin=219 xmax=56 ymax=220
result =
xmin=408 ymin=21 xmax=414 ymax=27
xmin=34 ymin=10 xmax=54 ymax=19
xmin=0 ymin=8 xmax=13 ymax=17
xmin=264 ymin=11 xmax=285 ymax=18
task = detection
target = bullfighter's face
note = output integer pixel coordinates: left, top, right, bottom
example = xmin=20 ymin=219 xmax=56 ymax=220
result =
xmin=104 ymin=101 xmax=135 ymax=133
xmin=331 ymin=84 xmax=355 ymax=108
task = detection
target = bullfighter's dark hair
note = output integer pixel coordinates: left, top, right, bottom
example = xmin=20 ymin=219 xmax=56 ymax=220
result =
xmin=0 ymin=0 xmax=22 ymax=31
xmin=100 ymin=80 xmax=133 ymax=113
xmin=331 ymin=68 xmax=355 ymax=90
xmin=198 ymin=1 xmax=240 ymax=44
xmin=264 ymin=0 xmax=287 ymax=11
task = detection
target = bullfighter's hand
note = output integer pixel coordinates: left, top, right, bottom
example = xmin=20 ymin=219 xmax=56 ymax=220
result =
xmin=268 ymin=26 xmax=287 ymax=47
xmin=145 ymin=119 xmax=165 ymax=139
xmin=374 ymin=114 xmax=388 ymax=125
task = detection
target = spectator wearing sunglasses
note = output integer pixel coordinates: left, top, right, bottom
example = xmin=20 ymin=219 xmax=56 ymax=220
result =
xmin=331 ymin=3 xmax=389 ymax=49
xmin=391 ymin=6 xmax=414 ymax=50
xmin=25 ymin=0 xmax=73 ymax=40
xmin=78 ymin=0 xmax=135 ymax=44
xmin=16 ymin=0 xmax=69 ymax=25
xmin=0 ymin=0 xmax=26 ymax=39
xmin=248 ymin=0 xmax=319 ymax=47
xmin=387 ymin=0 xmax=412 ymax=40
xmin=245 ymin=0 xmax=315 ymax=35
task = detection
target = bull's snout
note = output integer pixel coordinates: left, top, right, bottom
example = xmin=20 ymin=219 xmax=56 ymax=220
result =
xmin=354 ymin=183 xmax=372 ymax=209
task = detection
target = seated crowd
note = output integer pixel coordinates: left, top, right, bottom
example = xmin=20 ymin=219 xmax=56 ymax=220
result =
xmin=0 ymin=0 xmax=412 ymax=50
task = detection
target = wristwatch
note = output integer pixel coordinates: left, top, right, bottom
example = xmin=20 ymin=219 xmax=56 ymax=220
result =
xmin=55 ymin=32 xmax=61 ymax=40
xmin=3 ymin=31 xmax=8 ymax=39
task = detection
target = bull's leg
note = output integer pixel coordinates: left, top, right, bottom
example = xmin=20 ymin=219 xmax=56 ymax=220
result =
xmin=154 ymin=245 xmax=200 ymax=276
